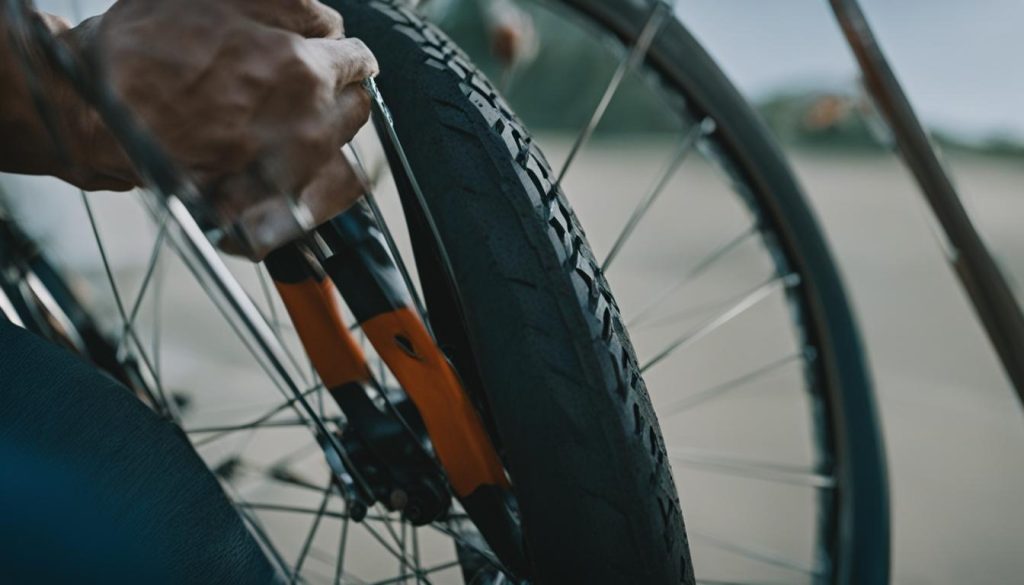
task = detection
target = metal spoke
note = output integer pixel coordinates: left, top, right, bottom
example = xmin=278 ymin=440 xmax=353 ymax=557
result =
xmin=80 ymin=192 xmax=127 ymax=333
xmin=411 ymin=527 xmax=422 ymax=585
xmin=663 ymin=352 xmax=804 ymax=416
xmin=301 ymin=545 xmax=339 ymax=568
xmin=116 ymin=216 xmax=168 ymax=352
xmin=628 ymin=226 xmax=757 ymax=328
xmin=191 ymin=383 xmax=321 ymax=419
xmin=640 ymin=273 xmax=800 ymax=373
xmin=333 ymin=514 xmax=350 ymax=585
xmin=191 ymin=385 xmax=323 ymax=447
xmin=185 ymin=417 xmax=326 ymax=434
xmin=429 ymin=522 xmax=506 ymax=575
xmin=343 ymin=144 xmax=431 ymax=332
xmin=635 ymin=290 xmax=753 ymax=333
xmin=557 ymin=1 xmax=671 ymax=184
xmin=292 ymin=484 xmax=334 ymax=582
xmin=266 ymin=466 xmax=324 ymax=495
xmin=602 ymin=118 xmax=713 ymax=271
xmin=671 ymin=447 xmax=835 ymax=488
xmin=224 ymin=443 xmax=325 ymax=495
xmin=398 ymin=520 xmax=407 ymax=585
xmin=691 ymin=530 xmax=819 ymax=576
xmin=368 ymin=560 xmax=462 ymax=585
xmin=136 ymin=194 xmax=315 ymax=426
xmin=375 ymin=506 xmax=409 ymax=558
xmin=151 ymin=242 xmax=164 ymax=382
xmin=318 ymin=384 xmax=327 ymax=420
xmin=361 ymin=519 xmax=432 ymax=584
xmin=81 ymin=191 xmax=175 ymax=417
xmin=237 ymin=502 xmax=386 ymax=522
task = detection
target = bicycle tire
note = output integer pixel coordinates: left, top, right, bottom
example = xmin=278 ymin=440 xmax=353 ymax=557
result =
xmin=332 ymin=0 xmax=694 ymax=582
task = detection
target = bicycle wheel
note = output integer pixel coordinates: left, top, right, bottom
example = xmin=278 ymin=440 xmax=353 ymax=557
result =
xmin=3 ymin=0 xmax=689 ymax=582
xmin=427 ymin=0 xmax=890 ymax=582
xmin=337 ymin=0 xmax=692 ymax=582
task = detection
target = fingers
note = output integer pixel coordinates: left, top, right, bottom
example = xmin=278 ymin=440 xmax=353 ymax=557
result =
xmin=307 ymin=37 xmax=379 ymax=89
xmin=215 ymin=152 xmax=364 ymax=260
xmin=237 ymin=0 xmax=345 ymax=39
xmin=307 ymin=38 xmax=377 ymax=146
xmin=331 ymin=82 xmax=373 ymax=148
xmin=298 ymin=151 xmax=364 ymax=227
xmin=234 ymin=58 xmax=371 ymax=216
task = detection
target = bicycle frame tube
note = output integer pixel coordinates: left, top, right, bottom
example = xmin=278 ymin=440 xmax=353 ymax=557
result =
xmin=829 ymin=0 xmax=1024 ymax=404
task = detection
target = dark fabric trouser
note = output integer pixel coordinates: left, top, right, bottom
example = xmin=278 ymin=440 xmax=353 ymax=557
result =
xmin=0 ymin=318 xmax=276 ymax=584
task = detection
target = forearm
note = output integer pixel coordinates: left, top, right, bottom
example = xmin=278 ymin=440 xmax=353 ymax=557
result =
xmin=0 ymin=12 xmax=132 ymax=190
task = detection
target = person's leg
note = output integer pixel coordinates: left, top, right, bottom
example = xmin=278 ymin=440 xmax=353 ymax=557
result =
xmin=0 ymin=318 xmax=277 ymax=584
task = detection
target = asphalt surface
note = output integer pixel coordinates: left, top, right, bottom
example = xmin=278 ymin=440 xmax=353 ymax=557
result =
xmin=2 ymin=140 xmax=1022 ymax=584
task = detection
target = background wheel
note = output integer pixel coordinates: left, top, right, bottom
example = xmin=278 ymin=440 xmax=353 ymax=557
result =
xmin=336 ymin=0 xmax=694 ymax=581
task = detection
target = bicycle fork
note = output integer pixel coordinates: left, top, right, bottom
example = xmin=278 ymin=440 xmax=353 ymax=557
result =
xmin=264 ymin=202 xmax=527 ymax=573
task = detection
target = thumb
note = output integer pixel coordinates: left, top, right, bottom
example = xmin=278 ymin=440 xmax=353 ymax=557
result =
xmin=298 ymin=150 xmax=365 ymax=228
xmin=218 ymin=151 xmax=365 ymax=260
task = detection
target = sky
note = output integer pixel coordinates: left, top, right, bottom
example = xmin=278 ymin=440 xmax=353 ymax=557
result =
xmin=36 ymin=0 xmax=1024 ymax=142
xmin=675 ymin=0 xmax=1024 ymax=141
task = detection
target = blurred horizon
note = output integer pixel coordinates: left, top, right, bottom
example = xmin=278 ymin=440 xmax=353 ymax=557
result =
xmin=677 ymin=0 xmax=1024 ymax=142
xmin=432 ymin=0 xmax=1024 ymax=156
xmin=38 ymin=0 xmax=1024 ymax=145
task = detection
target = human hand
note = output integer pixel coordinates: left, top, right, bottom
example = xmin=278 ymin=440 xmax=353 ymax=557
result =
xmin=82 ymin=0 xmax=378 ymax=258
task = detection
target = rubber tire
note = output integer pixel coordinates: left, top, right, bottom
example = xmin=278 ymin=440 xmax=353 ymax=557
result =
xmin=330 ymin=1 xmax=693 ymax=583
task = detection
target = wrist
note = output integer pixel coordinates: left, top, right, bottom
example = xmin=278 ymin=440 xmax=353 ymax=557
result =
xmin=0 ymin=11 xmax=135 ymax=190
xmin=54 ymin=16 xmax=138 ymax=190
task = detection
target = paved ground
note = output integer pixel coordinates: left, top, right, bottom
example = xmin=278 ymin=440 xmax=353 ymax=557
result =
xmin=3 ymin=140 xmax=1022 ymax=583
xmin=554 ymin=139 xmax=1024 ymax=585
xmin=783 ymin=148 xmax=1024 ymax=585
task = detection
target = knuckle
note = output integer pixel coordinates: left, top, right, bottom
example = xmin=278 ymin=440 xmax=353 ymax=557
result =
xmin=302 ymin=0 xmax=344 ymax=38
xmin=279 ymin=48 xmax=321 ymax=87
xmin=330 ymin=11 xmax=345 ymax=37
